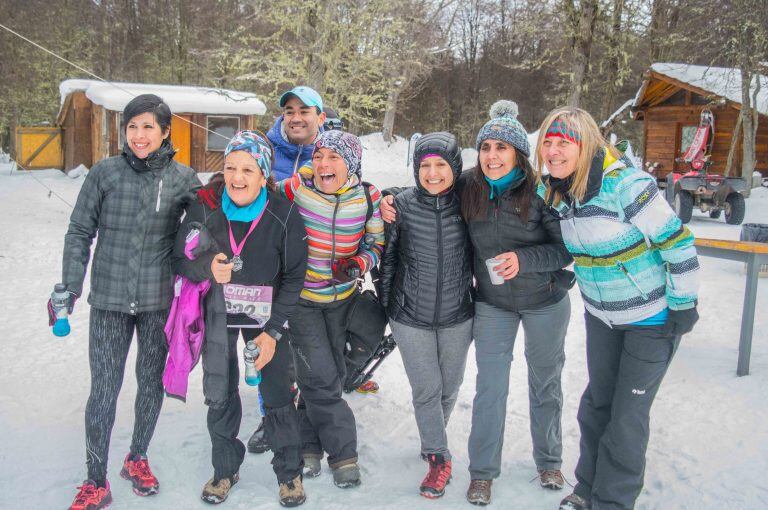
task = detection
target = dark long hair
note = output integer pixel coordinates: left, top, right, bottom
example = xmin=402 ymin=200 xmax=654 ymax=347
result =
xmin=461 ymin=150 xmax=536 ymax=222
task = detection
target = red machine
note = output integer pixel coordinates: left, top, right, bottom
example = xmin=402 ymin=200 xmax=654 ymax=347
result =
xmin=664 ymin=109 xmax=748 ymax=225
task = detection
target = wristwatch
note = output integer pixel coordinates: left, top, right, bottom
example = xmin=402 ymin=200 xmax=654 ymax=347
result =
xmin=266 ymin=327 xmax=283 ymax=341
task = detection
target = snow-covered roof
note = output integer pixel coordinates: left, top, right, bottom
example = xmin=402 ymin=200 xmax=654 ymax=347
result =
xmin=634 ymin=63 xmax=768 ymax=116
xmin=59 ymin=79 xmax=266 ymax=115
xmin=601 ymin=99 xmax=634 ymax=128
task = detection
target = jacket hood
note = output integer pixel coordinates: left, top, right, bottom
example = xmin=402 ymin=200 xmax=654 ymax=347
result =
xmin=412 ymin=132 xmax=463 ymax=196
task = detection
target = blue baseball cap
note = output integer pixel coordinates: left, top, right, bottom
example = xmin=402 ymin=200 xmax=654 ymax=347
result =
xmin=279 ymin=86 xmax=323 ymax=111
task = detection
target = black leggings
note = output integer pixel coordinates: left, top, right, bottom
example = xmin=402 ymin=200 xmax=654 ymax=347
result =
xmin=85 ymin=308 xmax=168 ymax=482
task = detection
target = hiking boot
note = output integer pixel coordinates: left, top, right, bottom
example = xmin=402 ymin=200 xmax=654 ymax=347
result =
xmin=539 ymin=469 xmax=565 ymax=490
xmin=302 ymin=453 xmax=322 ymax=478
xmin=279 ymin=475 xmax=306 ymax=507
xmin=419 ymin=453 xmax=452 ymax=499
xmin=355 ymin=379 xmax=379 ymax=394
xmin=247 ymin=417 xmax=271 ymax=454
xmin=69 ymin=480 xmax=112 ymax=510
xmin=466 ymin=479 xmax=492 ymax=506
xmin=201 ymin=473 xmax=239 ymax=505
xmin=332 ymin=462 xmax=361 ymax=488
xmin=559 ymin=493 xmax=592 ymax=510
xmin=120 ymin=454 xmax=159 ymax=496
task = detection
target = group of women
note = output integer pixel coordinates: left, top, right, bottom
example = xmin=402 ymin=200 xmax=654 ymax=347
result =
xmin=56 ymin=92 xmax=699 ymax=510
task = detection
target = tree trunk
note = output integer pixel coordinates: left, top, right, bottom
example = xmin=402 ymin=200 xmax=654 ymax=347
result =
xmin=568 ymin=0 xmax=599 ymax=107
xmin=599 ymin=0 xmax=625 ymax=121
xmin=740 ymin=68 xmax=759 ymax=183
xmin=724 ymin=114 xmax=742 ymax=177
xmin=382 ymin=85 xmax=401 ymax=143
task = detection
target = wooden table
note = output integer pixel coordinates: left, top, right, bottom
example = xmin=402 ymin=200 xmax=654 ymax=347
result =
xmin=695 ymin=238 xmax=768 ymax=375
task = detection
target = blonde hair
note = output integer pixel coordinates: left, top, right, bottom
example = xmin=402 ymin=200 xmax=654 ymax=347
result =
xmin=535 ymin=107 xmax=620 ymax=205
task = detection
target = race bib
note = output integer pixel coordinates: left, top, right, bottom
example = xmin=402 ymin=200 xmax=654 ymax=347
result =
xmin=223 ymin=284 xmax=273 ymax=326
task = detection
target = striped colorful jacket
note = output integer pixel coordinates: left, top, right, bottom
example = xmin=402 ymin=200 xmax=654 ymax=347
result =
xmin=539 ymin=150 xmax=699 ymax=326
xmin=279 ymin=164 xmax=385 ymax=303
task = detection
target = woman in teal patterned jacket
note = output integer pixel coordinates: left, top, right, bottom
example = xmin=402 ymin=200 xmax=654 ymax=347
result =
xmin=535 ymin=107 xmax=699 ymax=510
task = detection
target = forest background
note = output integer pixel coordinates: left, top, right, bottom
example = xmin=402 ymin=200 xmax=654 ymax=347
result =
xmin=1 ymin=0 xmax=766 ymax=153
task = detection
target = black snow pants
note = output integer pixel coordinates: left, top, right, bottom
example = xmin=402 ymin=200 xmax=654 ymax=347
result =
xmin=85 ymin=308 xmax=168 ymax=483
xmin=573 ymin=311 xmax=681 ymax=510
xmin=289 ymin=296 xmax=358 ymax=468
xmin=208 ymin=327 xmax=302 ymax=484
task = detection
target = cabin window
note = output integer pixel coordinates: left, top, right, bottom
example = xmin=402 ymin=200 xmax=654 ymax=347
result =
xmin=207 ymin=116 xmax=240 ymax=151
xmin=679 ymin=125 xmax=698 ymax=155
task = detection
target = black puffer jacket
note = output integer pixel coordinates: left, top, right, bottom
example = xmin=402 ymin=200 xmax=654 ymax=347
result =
xmin=459 ymin=168 xmax=572 ymax=311
xmin=380 ymin=132 xmax=474 ymax=329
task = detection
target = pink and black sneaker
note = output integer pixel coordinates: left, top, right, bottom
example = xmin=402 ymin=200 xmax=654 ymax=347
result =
xmin=120 ymin=453 xmax=159 ymax=496
xmin=68 ymin=479 xmax=112 ymax=510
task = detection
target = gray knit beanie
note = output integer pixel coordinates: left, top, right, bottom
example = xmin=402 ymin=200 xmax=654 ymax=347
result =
xmin=475 ymin=100 xmax=530 ymax=158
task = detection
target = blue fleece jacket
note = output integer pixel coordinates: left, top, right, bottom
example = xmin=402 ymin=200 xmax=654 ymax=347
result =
xmin=267 ymin=117 xmax=322 ymax=181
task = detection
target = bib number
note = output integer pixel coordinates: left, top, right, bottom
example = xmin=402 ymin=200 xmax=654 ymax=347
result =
xmin=223 ymin=284 xmax=273 ymax=326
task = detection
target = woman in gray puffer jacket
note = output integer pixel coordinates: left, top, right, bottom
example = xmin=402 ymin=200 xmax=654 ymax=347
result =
xmin=54 ymin=94 xmax=201 ymax=509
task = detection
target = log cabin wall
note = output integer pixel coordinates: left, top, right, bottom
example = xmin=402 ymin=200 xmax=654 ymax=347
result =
xmin=644 ymin=104 xmax=741 ymax=178
xmin=637 ymin=73 xmax=768 ymax=179
xmin=61 ymin=91 xmax=93 ymax=171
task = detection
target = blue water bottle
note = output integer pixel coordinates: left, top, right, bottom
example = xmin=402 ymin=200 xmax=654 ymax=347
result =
xmin=243 ymin=341 xmax=262 ymax=386
xmin=51 ymin=283 xmax=71 ymax=337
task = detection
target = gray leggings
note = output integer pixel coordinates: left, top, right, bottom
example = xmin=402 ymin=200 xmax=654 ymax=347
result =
xmin=468 ymin=296 xmax=570 ymax=479
xmin=390 ymin=318 xmax=473 ymax=460
xmin=85 ymin=308 xmax=168 ymax=482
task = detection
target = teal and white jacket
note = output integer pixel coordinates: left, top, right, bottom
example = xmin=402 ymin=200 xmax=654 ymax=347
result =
xmin=538 ymin=149 xmax=699 ymax=326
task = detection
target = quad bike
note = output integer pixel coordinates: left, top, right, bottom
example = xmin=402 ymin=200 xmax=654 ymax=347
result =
xmin=662 ymin=109 xmax=749 ymax=225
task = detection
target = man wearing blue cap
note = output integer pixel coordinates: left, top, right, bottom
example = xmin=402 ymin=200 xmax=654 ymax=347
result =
xmin=267 ymin=86 xmax=326 ymax=181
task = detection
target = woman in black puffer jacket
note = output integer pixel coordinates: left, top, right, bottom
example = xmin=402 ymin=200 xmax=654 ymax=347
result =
xmin=379 ymin=132 xmax=474 ymax=499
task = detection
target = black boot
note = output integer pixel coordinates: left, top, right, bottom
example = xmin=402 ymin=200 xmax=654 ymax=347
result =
xmin=247 ymin=417 xmax=271 ymax=454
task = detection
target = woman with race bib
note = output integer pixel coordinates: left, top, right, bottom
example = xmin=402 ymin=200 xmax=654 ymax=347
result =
xmin=171 ymin=131 xmax=308 ymax=506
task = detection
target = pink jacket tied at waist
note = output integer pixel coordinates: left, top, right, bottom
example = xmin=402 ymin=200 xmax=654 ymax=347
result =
xmin=163 ymin=227 xmax=212 ymax=400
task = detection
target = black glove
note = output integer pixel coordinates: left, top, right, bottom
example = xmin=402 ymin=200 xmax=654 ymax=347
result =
xmin=332 ymin=258 xmax=362 ymax=283
xmin=662 ymin=307 xmax=699 ymax=336
xmin=184 ymin=222 xmax=218 ymax=260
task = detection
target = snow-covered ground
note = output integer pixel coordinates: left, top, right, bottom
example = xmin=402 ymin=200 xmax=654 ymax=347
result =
xmin=1 ymin=134 xmax=767 ymax=509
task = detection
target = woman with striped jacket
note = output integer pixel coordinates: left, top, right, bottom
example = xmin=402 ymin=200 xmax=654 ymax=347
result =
xmin=278 ymin=130 xmax=384 ymax=489
xmin=535 ymin=107 xmax=700 ymax=510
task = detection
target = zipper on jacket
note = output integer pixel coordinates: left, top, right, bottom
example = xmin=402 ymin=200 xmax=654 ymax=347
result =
xmin=433 ymin=197 xmax=444 ymax=327
xmin=330 ymin=195 xmax=341 ymax=301
xmin=155 ymin=179 xmax=163 ymax=212
xmin=293 ymin=147 xmax=303 ymax=174
xmin=617 ymin=261 xmax=649 ymax=300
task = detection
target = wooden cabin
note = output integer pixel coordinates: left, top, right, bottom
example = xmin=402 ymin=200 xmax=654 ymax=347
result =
xmin=631 ymin=63 xmax=768 ymax=179
xmin=56 ymin=79 xmax=267 ymax=172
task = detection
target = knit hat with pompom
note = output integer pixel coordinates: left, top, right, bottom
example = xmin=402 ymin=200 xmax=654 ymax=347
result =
xmin=475 ymin=100 xmax=530 ymax=158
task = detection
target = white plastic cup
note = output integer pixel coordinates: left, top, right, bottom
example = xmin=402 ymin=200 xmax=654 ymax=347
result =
xmin=485 ymin=257 xmax=505 ymax=285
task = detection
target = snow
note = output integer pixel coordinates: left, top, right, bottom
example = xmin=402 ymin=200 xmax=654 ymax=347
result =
xmin=59 ymin=79 xmax=267 ymax=115
xmin=637 ymin=64 xmax=768 ymax=116
xmin=2 ymin=143 xmax=768 ymax=509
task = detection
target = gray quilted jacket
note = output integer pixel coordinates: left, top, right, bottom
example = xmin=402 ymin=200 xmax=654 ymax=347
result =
xmin=62 ymin=144 xmax=201 ymax=314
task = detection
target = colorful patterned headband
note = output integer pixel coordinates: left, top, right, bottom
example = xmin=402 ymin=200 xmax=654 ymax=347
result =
xmin=225 ymin=130 xmax=273 ymax=179
xmin=544 ymin=120 xmax=581 ymax=144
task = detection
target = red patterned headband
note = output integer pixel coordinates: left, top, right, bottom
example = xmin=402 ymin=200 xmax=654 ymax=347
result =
xmin=544 ymin=120 xmax=581 ymax=145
